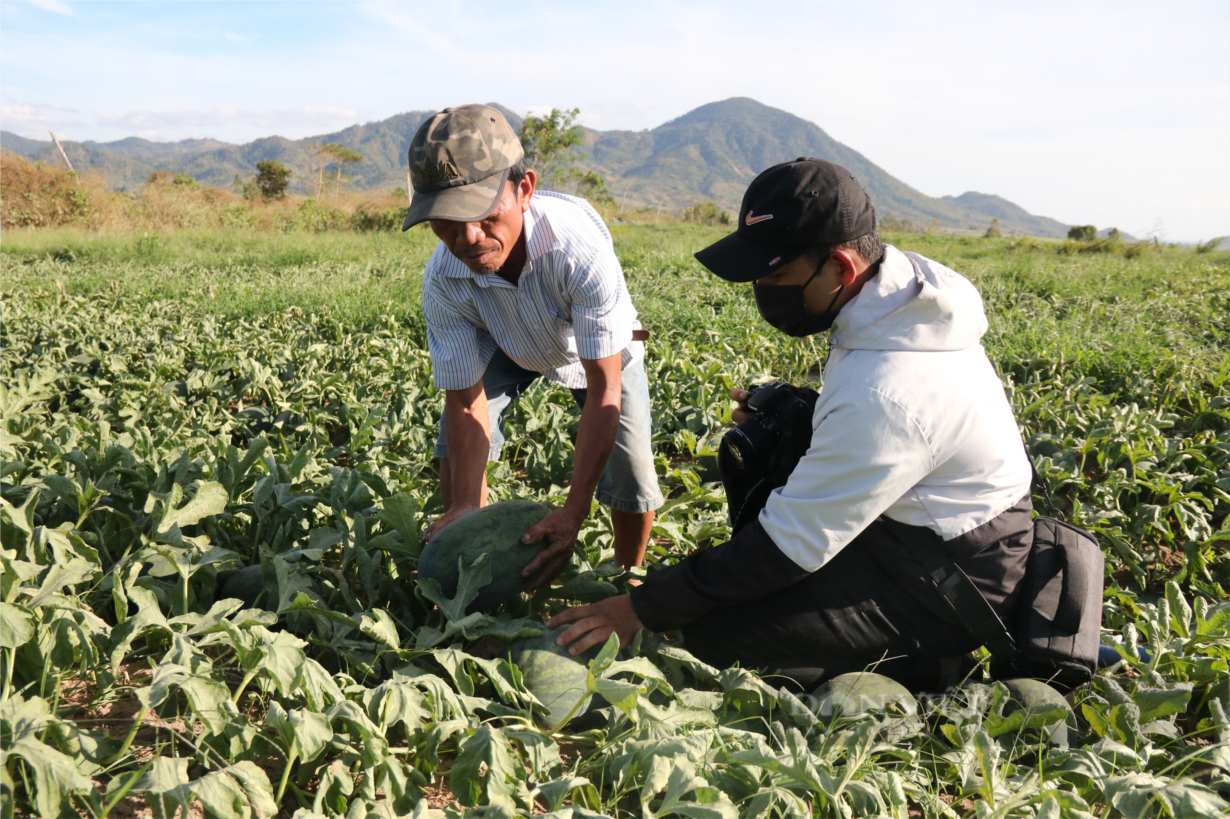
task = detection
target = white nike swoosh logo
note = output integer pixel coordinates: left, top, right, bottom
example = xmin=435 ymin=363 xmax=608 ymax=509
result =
xmin=745 ymin=211 xmax=773 ymax=225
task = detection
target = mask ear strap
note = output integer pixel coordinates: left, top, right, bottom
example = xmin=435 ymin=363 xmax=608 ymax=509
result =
xmin=799 ymin=257 xmax=825 ymax=293
xmin=821 ymin=283 xmax=845 ymax=316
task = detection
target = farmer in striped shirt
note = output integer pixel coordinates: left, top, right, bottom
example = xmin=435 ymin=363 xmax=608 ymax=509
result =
xmin=403 ymin=104 xmax=664 ymax=589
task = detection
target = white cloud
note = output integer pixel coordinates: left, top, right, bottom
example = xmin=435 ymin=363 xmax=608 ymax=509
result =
xmin=0 ymin=102 xmax=89 ymax=133
xmin=20 ymin=0 xmax=73 ymax=15
xmin=91 ymin=107 xmax=362 ymax=141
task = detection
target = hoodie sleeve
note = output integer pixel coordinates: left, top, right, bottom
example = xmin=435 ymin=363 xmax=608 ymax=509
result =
xmin=758 ymin=384 xmax=935 ymax=572
xmin=629 ymin=518 xmax=811 ymax=632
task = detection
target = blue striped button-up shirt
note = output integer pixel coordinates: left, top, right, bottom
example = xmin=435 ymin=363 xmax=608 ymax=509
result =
xmin=421 ymin=191 xmax=644 ymax=390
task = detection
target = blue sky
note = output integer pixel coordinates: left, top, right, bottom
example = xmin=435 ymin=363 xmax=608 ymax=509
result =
xmin=2 ymin=0 xmax=1227 ymax=240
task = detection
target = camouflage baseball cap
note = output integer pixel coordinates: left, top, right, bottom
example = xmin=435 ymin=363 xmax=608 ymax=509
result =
xmin=402 ymin=104 xmax=525 ymax=230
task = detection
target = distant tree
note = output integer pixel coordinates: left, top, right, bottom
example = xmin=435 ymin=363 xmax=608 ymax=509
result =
xmin=520 ymin=107 xmax=584 ymax=190
xmin=303 ymin=143 xmax=333 ymax=199
xmin=572 ymin=169 xmax=615 ymax=206
xmin=301 ymin=143 xmax=361 ymax=200
xmin=683 ymin=201 xmax=731 ymax=227
xmin=1106 ymin=227 xmax=1121 ymax=242
xmin=1068 ymin=224 xmax=1097 ymax=241
xmin=520 ymin=107 xmax=618 ymax=206
xmin=322 ymin=144 xmax=363 ymax=200
xmin=984 ymin=218 xmax=1002 ymax=238
xmin=255 ymin=160 xmax=292 ymax=199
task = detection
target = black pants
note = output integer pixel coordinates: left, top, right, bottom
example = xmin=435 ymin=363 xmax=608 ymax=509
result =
xmin=680 ymin=520 xmax=986 ymax=692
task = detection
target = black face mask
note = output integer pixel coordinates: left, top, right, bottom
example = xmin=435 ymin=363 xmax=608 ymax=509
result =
xmin=753 ymin=262 xmax=845 ymax=337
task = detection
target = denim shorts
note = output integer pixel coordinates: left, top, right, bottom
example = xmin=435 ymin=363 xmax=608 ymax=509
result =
xmin=433 ymin=349 xmax=664 ymax=514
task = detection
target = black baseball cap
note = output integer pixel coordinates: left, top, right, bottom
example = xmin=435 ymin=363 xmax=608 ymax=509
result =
xmin=695 ymin=158 xmax=876 ymax=282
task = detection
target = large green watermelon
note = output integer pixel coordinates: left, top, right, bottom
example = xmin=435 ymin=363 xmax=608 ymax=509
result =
xmin=1000 ymin=678 xmax=1077 ymax=747
xmin=507 ymin=625 xmax=601 ymax=731
xmin=811 ymin=672 xmax=922 ymax=741
xmin=418 ymin=500 xmax=552 ymax=612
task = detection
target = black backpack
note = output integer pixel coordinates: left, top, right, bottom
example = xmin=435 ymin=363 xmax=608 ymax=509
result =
xmin=718 ymin=383 xmax=1104 ymax=690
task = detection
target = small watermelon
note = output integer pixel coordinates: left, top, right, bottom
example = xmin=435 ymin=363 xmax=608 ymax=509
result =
xmin=1000 ymin=678 xmax=1077 ymax=747
xmin=811 ymin=672 xmax=922 ymax=741
xmin=219 ymin=564 xmax=266 ymax=609
xmin=418 ymin=500 xmax=552 ymax=612
xmin=507 ymin=625 xmax=601 ymax=731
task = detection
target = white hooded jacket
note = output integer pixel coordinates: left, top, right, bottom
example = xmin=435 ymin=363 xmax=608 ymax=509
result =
xmin=758 ymin=245 xmax=1033 ymax=572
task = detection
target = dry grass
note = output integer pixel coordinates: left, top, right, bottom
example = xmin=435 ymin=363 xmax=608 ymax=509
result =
xmin=0 ymin=152 xmax=409 ymax=233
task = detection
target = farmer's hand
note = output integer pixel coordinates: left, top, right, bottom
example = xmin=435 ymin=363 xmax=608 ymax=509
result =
xmin=424 ymin=501 xmax=479 ymax=541
xmin=520 ymin=506 xmax=586 ymax=590
xmin=548 ymin=595 xmax=644 ymax=655
xmin=731 ymin=388 xmax=754 ymax=424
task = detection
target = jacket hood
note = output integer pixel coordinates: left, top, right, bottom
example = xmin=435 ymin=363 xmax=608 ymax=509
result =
xmin=829 ymin=245 xmax=988 ymax=352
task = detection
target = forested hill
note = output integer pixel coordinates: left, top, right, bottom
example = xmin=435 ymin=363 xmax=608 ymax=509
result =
xmin=1 ymin=98 xmax=1069 ymax=237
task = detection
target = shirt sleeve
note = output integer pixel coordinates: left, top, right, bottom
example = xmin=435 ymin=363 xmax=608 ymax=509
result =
xmin=759 ymin=385 xmax=936 ymax=572
xmin=422 ymin=266 xmax=493 ymax=391
xmin=562 ymin=245 xmax=635 ymax=361
xmin=629 ymin=519 xmax=810 ymax=631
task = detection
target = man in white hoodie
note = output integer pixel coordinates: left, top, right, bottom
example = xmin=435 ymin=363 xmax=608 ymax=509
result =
xmin=550 ymin=158 xmax=1034 ymax=689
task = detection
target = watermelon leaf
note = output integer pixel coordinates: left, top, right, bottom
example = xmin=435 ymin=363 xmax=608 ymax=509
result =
xmin=451 ymin=725 xmax=521 ymax=808
xmin=591 ymin=676 xmax=643 ymax=720
xmin=379 ymin=491 xmax=422 ymax=554
xmin=1131 ymin=683 xmax=1193 ymax=724
xmin=357 ymin=608 xmax=401 ymax=649
xmin=588 ymin=632 xmax=620 ymax=677
xmin=418 ymin=553 xmax=492 ymax=621
xmin=0 ymin=601 xmax=35 ymax=648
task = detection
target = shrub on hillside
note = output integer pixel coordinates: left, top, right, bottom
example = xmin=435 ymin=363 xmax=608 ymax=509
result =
xmin=135 ymin=174 xmax=248 ymax=230
xmin=1068 ymin=224 xmax=1097 ymax=241
xmin=0 ymin=152 xmax=111 ymax=228
xmin=682 ymin=201 xmax=730 ymax=227
xmin=350 ymin=204 xmax=404 ymax=232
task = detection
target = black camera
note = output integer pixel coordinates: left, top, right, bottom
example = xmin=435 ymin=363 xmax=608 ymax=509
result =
xmin=725 ymin=381 xmax=791 ymax=466
xmin=719 ymin=380 xmax=820 ymax=532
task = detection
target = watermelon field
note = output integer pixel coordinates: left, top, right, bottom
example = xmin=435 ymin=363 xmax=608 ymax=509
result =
xmin=1 ymin=225 xmax=1228 ymax=818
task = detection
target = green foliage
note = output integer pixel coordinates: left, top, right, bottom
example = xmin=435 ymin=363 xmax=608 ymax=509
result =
xmin=984 ymin=218 xmax=1002 ymax=238
xmin=1197 ymin=236 xmax=1227 ymax=253
xmin=1068 ymin=224 xmax=1098 ymax=241
xmin=683 ymin=201 xmax=732 ymax=227
xmin=0 ymin=226 xmax=1228 ymax=817
xmin=254 ymin=160 xmax=292 ymax=200
xmin=519 ymin=107 xmax=614 ymax=205
xmin=520 ymin=107 xmax=585 ymax=190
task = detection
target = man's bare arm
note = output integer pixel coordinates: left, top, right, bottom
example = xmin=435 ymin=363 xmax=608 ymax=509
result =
xmin=521 ymin=353 xmax=623 ymax=587
xmin=426 ymin=381 xmax=490 ymax=539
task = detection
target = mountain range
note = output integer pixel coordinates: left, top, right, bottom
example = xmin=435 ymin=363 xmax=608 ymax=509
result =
xmin=1 ymin=98 xmax=1070 ymax=237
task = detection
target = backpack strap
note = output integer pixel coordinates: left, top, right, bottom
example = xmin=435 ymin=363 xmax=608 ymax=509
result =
xmin=1025 ymin=443 xmax=1065 ymax=521
xmin=910 ymin=538 xmax=1018 ymax=662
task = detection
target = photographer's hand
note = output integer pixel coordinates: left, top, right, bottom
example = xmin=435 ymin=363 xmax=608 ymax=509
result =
xmin=731 ymin=388 xmax=754 ymax=424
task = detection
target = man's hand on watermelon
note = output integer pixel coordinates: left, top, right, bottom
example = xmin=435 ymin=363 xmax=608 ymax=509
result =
xmin=548 ymin=595 xmax=644 ymax=655
xmin=424 ymin=501 xmax=480 ymax=541
xmin=520 ymin=505 xmax=587 ymax=590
